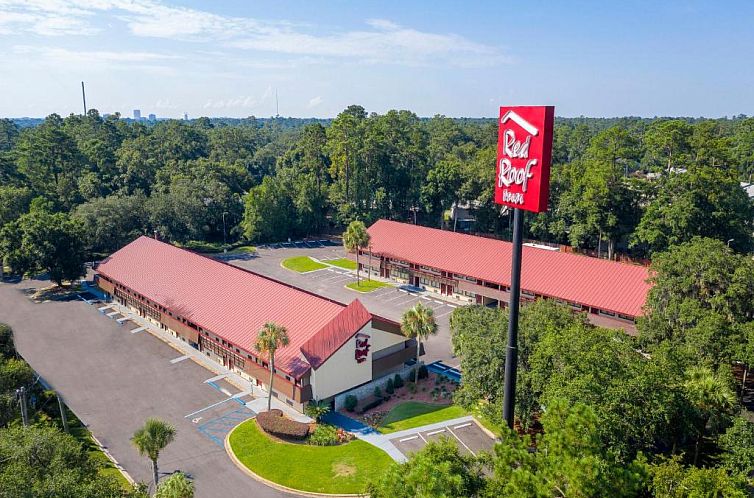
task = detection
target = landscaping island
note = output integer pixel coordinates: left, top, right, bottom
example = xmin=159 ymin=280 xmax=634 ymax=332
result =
xmin=227 ymin=418 xmax=392 ymax=495
xmin=345 ymin=280 xmax=391 ymax=293
xmin=281 ymin=256 xmax=327 ymax=272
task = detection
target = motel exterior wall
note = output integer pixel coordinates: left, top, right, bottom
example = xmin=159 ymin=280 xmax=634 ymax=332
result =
xmin=358 ymin=250 xmax=638 ymax=333
xmin=96 ymin=272 xmax=415 ymax=412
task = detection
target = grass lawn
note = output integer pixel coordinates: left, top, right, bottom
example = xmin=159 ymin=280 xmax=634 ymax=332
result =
xmin=322 ymin=258 xmax=357 ymax=270
xmin=70 ymin=425 xmax=131 ymax=489
xmin=345 ymin=280 xmax=392 ymax=293
xmin=379 ymin=402 xmax=468 ymax=434
xmin=229 ymin=419 xmax=393 ymax=494
xmin=281 ymin=256 xmax=327 ymax=273
xmin=232 ymin=245 xmax=257 ymax=253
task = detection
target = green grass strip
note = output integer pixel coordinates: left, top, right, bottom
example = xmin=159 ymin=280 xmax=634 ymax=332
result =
xmin=322 ymin=258 xmax=358 ymax=270
xmin=345 ymin=280 xmax=391 ymax=293
xmin=229 ymin=419 xmax=393 ymax=494
xmin=281 ymin=256 xmax=327 ymax=273
xmin=379 ymin=402 xmax=468 ymax=434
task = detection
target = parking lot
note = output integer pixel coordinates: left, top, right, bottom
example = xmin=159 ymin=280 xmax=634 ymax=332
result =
xmin=228 ymin=243 xmax=460 ymax=365
xmin=0 ymin=278 xmax=286 ymax=497
xmin=389 ymin=418 xmax=496 ymax=458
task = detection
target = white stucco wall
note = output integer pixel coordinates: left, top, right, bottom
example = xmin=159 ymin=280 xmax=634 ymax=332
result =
xmin=310 ymin=322 xmax=407 ymax=401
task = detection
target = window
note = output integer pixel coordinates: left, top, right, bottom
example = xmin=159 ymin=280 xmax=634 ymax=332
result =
xmin=598 ymin=309 xmax=616 ymax=317
xmin=522 ymin=290 xmax=535 ymax=298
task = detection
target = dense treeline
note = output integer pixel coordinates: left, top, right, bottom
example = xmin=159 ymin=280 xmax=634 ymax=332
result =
xmin=368 ymin=238 xmax=754 ymax=496
xmin=0 ymin=108 xmax=753 ymax=282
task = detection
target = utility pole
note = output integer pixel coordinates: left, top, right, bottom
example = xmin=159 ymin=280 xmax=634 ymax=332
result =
xmin=16 ymin=387 xmax=28 ymax=427
xmin=57 ymin=392 xmax=69 ymax=433
xmin=502 ymin=208 xmax=523 ymax=429
xmin=222 ymin=212 xmax=228 ymax=249
xmin=81 ymin=81 xmax=87 ymax=115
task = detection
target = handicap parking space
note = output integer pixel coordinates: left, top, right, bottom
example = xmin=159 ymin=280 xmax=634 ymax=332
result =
xmin=389 ymin=419 xmax=496 ymax=459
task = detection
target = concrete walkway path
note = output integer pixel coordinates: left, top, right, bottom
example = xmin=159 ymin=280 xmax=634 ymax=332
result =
xmin=323 ymin=411 xmax=407 ymax=462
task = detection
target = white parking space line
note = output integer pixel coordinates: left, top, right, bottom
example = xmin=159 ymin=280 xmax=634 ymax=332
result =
xmin=435 ymin=310 xmax=455 ymax=319
xmin=417 ymin=432 xmax=427 ymax=442
xmin=204 ymin=374 xmax=228 ymax=383
xmin=426 ymin=428 xmax=446 ymax=436
xmin=130 ymin=326 xmax=146 ymax=334
xmin=219 ymin=387 xmax=233 ymax=396
xmin=421 ymin=296 xmax=432 ymax=301
xmin=170 ymin=354 xmax=191 ymax=364
xmin=447 ymin=304 xmax=457 ymax=308
xmin=453 ymin=423 xmax=472 ymax=429
xmin=98 ymin=304 xmax=113 ymax=311
xmin=106 ymin=311 xmax=120 ymax=317
xmin=115 ymin=316 xmax=131 ymax=323
xmin=399 ymin=435 xmax=419 ymax=442
xmin=383 ymin=293 xmax=409 ymax=303
xmin=434 ymin=300 xmax=445 ymax=305
xmin=231 ymin=390 xmax=252 ymax=399
xmin=184 ymin=397 xmax=236 ymax=418
xmin=447 ymin=426 xmax=476 ymax=456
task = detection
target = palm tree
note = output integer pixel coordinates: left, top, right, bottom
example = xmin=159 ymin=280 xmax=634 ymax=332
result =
xmin=255 ymin=322 xmax=290 ymax=412
xmin=401 ymin=303 xmax=438 ymax=384
xmin=131 ymin=418 xmax=176 ymax=490
xmin=683 ymin=366 xmax=737 ymax=464
xmin=155 ymin=472 xmax=194 ymax=498
xmin=342 ymin=220 xmax=371 ymax=284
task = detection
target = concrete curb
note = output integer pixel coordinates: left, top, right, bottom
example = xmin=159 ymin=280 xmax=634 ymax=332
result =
xmin=224 ymin=421 xmax=366 ymax=498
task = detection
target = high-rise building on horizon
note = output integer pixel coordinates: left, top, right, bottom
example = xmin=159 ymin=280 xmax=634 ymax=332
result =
xmin=148 ymin=113 xmax=156 ymax=121
xmin=133 ymin=109 xmax=141 ymax=120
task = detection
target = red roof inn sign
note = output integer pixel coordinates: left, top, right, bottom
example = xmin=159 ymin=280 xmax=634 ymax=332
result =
xmin=495 ymin=106 xmax=555 ymax=213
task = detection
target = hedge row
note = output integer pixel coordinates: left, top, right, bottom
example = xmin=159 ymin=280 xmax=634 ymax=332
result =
xmin=257 ymin=409 xmax=310 ymax=440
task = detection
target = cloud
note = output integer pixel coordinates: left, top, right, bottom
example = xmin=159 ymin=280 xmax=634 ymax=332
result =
xmin=307 ymin=96 xmax=323 ymax=108
xmin=12 ymin=44 xmax=181 ymax=64
xmin=0 ymin=0 xmax=509 ymax=67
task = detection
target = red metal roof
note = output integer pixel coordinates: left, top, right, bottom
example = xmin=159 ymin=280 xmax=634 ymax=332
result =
xmin=300 ymin=300 xmax=372 ymax=369
xmin=367 ymin=220 xmax=651 ymax=317
xmin=96 ymin=236 xmax=370 ymax=378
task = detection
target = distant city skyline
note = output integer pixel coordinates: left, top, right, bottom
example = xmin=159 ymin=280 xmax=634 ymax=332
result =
xmin=1 ymin=1 xmax=753 ymax=119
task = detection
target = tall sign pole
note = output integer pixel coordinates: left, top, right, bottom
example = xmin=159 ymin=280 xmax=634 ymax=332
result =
xmin=496 ymin=106 xmax=555 ymax=429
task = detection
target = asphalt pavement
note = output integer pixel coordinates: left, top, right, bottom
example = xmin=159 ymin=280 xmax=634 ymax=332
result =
xmin=0 ymin=278 xmax=289 ymax=498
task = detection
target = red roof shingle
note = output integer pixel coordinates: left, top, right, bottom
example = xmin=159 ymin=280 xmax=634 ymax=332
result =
xmin=96 ymin=236 xmax=370 ymax=378
xmin=367 ymin=220 xmax=651 ymax=317
xmin=300 ymin=300 xmax=372 ymax=369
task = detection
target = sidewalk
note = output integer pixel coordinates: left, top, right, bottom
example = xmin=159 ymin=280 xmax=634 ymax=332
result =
xmin=105 ymin=300 xmax=311 ymax=423
xmin=323 ymin=412 xmax=407 ymax=463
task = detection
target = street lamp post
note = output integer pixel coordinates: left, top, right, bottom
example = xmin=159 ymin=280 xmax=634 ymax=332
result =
xmin=727 ymin=238 xmax=734 ymax=248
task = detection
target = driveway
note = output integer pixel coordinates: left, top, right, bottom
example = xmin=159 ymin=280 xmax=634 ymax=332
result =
xmin=225 ymin=245 xmax=458 ymax=365
xmin=0 ymin=278 xmax=289 ymax=498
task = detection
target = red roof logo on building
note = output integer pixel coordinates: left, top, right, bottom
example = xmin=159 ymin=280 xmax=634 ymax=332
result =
xmin=354 ymin=332 xmax=370 ymax=364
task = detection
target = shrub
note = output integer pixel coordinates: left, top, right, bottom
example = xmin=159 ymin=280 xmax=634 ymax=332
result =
xmin=385 ymin=378 xmax=394 ymax=394
xmin=308 ymin=424 xmax=339 ymax=446
xmin=257 ymin=409 xmax=309 ymax=440
xmin=359 ymin=398 xmax=383 ymax=414
xmin=344 ymin=395 xmax=358 ymax=412
xmin=373 ymin=386 xmax=382 ymax=399
xmin=418 ymin=364 xmax=428 ymax=380
xmin=304 ymin=400 xmax=330 ymax=422
xmin=408 ymin=383 xmax=417 ymax=394
xmin=393 ymin=374 xmax=404 ymax=389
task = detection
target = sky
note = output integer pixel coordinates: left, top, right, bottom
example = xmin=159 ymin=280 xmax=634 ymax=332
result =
xmin=0 ymin=0 xmax=753 ymax=119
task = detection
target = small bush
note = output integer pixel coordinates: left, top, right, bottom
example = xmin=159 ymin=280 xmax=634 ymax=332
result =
xmin=385 ymin=378 xmax=394 ymax=394
xmin=257 ymin=409 xmax=309 ymax=440
xmin=308 ymin=424 xmax=339 ymax=446
xmin=408 ymin=383 xmax=417 ymax=394
xmin=418 ymin=364 xmax=428 ymax=380
xmin=359 ymin=398 xmax=383 ymax=414
xmin=373 ymin=386 xmax=382 ymax=399
xmin=393 ymin=374 xmax=404 ymax=389
xmin=344 ymin=395 xmax=358 ymax=412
